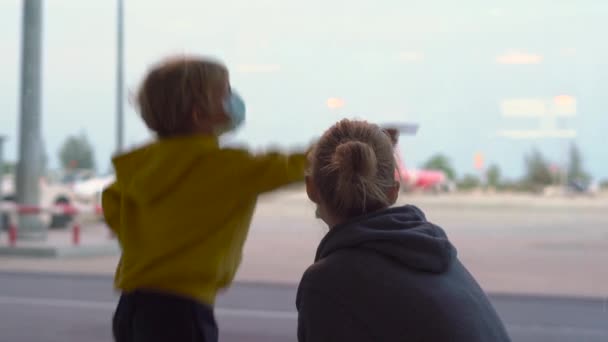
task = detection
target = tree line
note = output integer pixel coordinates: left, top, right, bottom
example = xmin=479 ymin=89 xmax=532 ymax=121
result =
xmin=421 ymin=144 xmax=601 ymax=192
xmin=1 ymin=134 xmax=607 ymax=193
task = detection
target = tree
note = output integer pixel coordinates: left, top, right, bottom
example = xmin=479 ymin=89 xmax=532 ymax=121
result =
xmin=1 ymin=161 xmax=15 ymax=175
xmin=59 ymin=133 xmax=95 ymax=170
xmin=486 ymin=164 xmax=501 ymax=188
xmin=523 ymin=149 xmax=552 ymax=188
xmin=567 ymin=143 xmax=590 ymax=184
xmin=457 ymin=174 xmax=481 ymax=191
xmin=422 ymin=154 xmax=456 ymax=180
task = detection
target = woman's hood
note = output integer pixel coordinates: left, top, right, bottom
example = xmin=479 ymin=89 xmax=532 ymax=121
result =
xmin=315 ymin=205 xmax=457 ymax=274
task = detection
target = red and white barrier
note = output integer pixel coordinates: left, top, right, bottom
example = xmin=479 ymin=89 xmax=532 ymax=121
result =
xmin=72 ymin=222 xmax=81 ymax=246
xmin=8 ymin=222 xmax=17 ymax=247
xmin=1 ymin=202 xmax=105 ymax=247
xmin=0 ymin=202 xmax=101 ymax=216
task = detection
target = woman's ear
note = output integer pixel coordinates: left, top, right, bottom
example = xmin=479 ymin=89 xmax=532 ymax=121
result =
xmin=388 ymin=181 xmax=400 ymax=206
xmin=306 ymin=175 xmax=320 ymax=204
xmin=383 ymin=128 xmax=399 ymax=147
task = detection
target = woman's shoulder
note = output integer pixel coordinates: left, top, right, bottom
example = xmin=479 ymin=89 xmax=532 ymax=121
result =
xmin=301 ymin=249 xmax=358 ymax=280
xmin=296 ymin=253 xmax=361 ymax=311
xmin=299 ymin=248 xmax=404 ymax=296
xmin=298 ymin=252 xmax=352 ymax=294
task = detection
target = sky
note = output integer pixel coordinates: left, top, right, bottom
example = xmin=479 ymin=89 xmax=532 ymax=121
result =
xmin=0 ymin=0 xmax=606 ymax=180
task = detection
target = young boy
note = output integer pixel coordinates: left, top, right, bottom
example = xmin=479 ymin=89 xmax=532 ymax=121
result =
xmin=103 ymin=56 xmax=308 ymax=342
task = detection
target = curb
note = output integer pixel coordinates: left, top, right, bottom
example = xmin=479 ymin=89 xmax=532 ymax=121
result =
xmin=0 ymin=242 xmax=120 ymax=258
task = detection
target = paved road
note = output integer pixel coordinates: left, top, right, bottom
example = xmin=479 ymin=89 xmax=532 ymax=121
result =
xmin=1 ymin=272 xmax=606 ymax=342
xmin=1 ymin=193 xmax=607 ymax=298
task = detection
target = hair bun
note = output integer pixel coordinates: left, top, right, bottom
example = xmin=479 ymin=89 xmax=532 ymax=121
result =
xmin=332 ymin=141 xmax=378 ymax=180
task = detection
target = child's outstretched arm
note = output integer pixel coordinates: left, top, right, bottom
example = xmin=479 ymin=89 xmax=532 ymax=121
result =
xmin=239 ymin=147 xmax=312 ymax=195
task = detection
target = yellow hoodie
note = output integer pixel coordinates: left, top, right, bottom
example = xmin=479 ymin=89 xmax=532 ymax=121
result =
xmin=102 ymin=135 xmax=308 ymax=305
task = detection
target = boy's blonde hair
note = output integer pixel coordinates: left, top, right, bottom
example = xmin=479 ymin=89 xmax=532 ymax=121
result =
xmin=136 ymin=56 xmax=229 ymax=137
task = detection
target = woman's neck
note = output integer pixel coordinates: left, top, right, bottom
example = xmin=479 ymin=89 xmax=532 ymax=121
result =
xmin=325 ymin=215 xmax=347 ymax=230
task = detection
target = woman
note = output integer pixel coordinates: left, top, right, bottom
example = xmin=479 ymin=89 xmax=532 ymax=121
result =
xmin=298 ymin=119 xmax=511 ymax=342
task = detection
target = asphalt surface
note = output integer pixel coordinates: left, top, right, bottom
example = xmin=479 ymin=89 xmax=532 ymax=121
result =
xmin=0 ymin=272 xmax=606 ymax=342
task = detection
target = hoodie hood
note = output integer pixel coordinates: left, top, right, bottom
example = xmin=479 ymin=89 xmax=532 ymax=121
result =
xmin=111 ymin=135 xmax=219 ymax=204
xmin=315 ymin=205 xmax=457 ymax=274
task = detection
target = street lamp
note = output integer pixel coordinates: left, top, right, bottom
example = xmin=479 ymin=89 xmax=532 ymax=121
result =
xmin=116 ymin=0 xmax=125 ymax=154
xmin=0 ymin=136 xmax=5 ymax=232
xmin=16 ymin=0 xmax=45 ymax=240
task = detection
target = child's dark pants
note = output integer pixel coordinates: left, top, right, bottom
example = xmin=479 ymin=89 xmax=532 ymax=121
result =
xmin=113 ymin=290 xmax=218 ymax=342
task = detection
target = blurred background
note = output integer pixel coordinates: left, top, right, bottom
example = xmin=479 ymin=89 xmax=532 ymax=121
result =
xmin=0 ymin=1 xmax=606 ymax=342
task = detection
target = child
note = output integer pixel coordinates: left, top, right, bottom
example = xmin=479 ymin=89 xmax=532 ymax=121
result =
xmin=103 ymin=56 xmax=309 ymax=342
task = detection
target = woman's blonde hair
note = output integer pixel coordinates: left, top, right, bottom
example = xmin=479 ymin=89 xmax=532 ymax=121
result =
xmin=136 ymin=56 xmax=228 ymax=137
xmin=309 ymin=119 xmax=397 ymax=218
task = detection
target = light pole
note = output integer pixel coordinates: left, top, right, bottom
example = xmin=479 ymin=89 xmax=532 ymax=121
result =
xmin=116 ymin=0 xmax=125 ymax=154
xmin=16 ymin=0 xmax=45 ymax=240
xmin=0 ymin=136 xmax=5 ymax=233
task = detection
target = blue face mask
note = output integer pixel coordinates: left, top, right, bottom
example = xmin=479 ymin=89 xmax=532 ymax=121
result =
xmin=222 ymin=89 xmax=246 ymax=132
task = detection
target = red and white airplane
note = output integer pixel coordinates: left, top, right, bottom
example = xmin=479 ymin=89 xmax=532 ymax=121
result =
xmin=384 ymin=123 xmax=449 ymax=192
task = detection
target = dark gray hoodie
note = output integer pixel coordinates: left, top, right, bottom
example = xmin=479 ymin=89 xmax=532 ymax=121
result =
xmin=296 ymin=205 xmax=511 ymax=342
